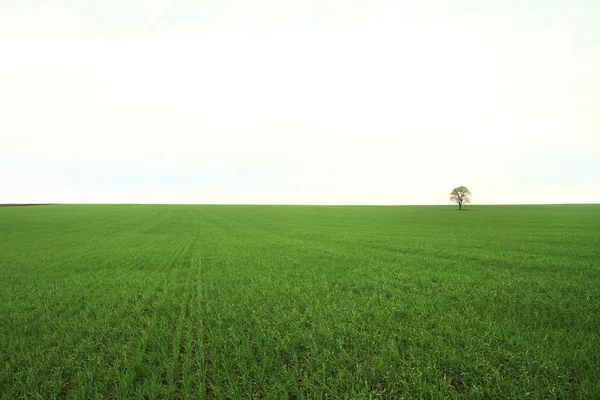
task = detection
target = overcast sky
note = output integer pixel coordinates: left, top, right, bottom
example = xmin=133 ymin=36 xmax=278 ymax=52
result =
xmin=1 ymin=1 xmax=598 ymax=205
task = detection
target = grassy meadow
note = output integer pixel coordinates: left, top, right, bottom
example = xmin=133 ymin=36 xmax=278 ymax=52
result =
xmin=0 ymin=204 xmax=599 ymax=398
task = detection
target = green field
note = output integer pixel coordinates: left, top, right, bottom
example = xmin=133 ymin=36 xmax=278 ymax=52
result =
xmin=1 ymin=204 xmax=599 ymax=398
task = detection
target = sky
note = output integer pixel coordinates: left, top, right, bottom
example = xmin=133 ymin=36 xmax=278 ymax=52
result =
xmin=1 ymin=0 xmax=598 ymax=205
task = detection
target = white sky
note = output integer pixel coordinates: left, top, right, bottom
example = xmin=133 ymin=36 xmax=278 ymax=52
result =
xmin=1 ymin=1 xmax=599 ymax=204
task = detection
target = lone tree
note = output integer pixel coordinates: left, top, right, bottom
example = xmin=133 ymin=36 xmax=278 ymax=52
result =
xmin=450 ymin=186 xmax=471 ymax=210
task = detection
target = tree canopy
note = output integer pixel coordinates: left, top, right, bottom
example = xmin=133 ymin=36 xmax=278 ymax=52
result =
xmin=450 ymin=186 xmax=471 ymax=210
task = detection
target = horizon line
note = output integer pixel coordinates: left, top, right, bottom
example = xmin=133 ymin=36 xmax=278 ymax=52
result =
xmin=2 ymin=203 xmax=599 ymax=207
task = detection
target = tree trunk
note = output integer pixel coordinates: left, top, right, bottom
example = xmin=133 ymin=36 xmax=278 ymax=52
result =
xmin=459 ymin=202 xmax=462 ymax=210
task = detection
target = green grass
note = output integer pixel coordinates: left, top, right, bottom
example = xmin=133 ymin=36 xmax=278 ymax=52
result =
xmin=1 ymin=204 xmax=599 ymax=399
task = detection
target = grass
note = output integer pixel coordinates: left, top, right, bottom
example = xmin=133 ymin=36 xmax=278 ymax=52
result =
xmin=0 ymin=204 xmax=599 ymax=398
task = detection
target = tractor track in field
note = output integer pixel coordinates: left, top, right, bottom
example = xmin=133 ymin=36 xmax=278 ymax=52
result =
xmin=165 ymin=211 xmax=212 ymax=399
xmin=124 ymin=230 xmax=197 ymax=398
xmin=170 ymin=243 xmax=201 ymax=398
xmin=180 ymin=263 xmax=201 ymax=398
xmin=199 ymin=247 xmax=215 ymax=400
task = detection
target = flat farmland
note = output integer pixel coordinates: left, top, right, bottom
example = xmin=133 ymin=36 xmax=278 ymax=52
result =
xmin=0 ymin=204 xmax=599 ymax=398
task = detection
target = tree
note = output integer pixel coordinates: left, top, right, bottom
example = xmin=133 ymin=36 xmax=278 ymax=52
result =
xmin=450 ymin=186 xmax=471 ymax=210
